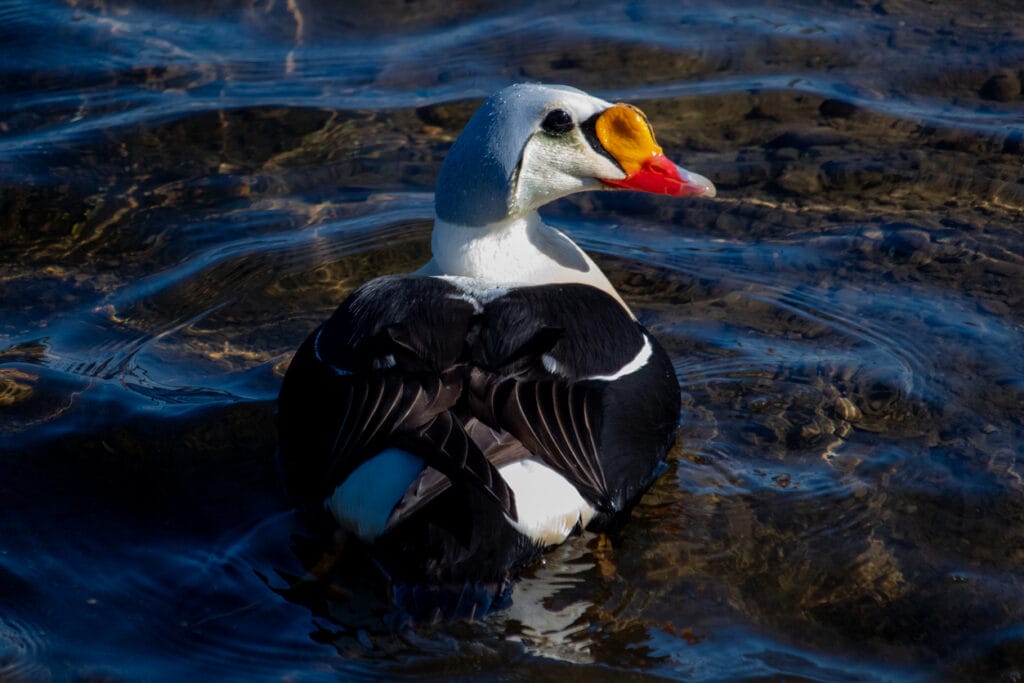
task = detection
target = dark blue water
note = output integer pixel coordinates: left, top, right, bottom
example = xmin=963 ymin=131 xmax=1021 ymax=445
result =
xmin=3 ymin=0 xmax=1024 ymax=680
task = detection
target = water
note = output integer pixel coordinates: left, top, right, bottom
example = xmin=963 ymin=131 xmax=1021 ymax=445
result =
xmin=2 ymin=0 xmax=1023 ymax=679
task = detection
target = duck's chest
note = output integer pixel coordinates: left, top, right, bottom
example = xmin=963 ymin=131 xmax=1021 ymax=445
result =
xmin=430 ymin=218 xmax=622 ymax=303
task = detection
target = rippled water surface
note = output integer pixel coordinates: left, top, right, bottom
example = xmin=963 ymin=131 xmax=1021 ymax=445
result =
xmin=3 ymin=0 xmax=1024 ymax=680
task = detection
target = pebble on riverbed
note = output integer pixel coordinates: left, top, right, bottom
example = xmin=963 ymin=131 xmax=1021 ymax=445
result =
xmin=979 ymin=71 xmax=1022 ymax=102
xmin=834 ymin=396 xmax=863 ymax=423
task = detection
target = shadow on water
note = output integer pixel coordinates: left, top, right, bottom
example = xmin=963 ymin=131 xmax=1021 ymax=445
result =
xmin=2 ymin=0 xmax=1024 ymax=680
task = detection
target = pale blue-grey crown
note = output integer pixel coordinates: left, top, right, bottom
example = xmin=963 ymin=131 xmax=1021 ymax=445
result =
xmin=434 ymin=83 xmax=588 ymax=227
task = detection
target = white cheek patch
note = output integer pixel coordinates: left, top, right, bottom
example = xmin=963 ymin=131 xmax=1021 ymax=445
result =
xmin=499 ymin=459 xmax=595 ymax=546
xmin=513 ymin=135 xmax=616 ymax=214
xmin=324 ymin=448 xmax=425 ymax=542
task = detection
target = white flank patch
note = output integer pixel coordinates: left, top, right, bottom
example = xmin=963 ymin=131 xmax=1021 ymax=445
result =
xmin=585 ymin=335 xmax=652 ymax=382
xmin=324 ymin=448 xmax=424 ymax=542
xmin=541 ymin=353 xmax=564 ymax=376
xmin=498 ymin=459 xmax=595 ymax=546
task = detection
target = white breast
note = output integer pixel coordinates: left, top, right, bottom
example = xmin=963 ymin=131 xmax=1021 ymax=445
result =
xmin=430 ymin=215 xmax=631 ymax=313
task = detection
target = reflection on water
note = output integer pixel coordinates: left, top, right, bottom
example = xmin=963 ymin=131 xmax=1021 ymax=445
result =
xmin=2 ymin=0 xmax=1024 ymax=680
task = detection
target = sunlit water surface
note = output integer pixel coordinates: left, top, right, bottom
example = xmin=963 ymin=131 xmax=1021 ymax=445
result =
xmin=2 ymin=0 xmax=1024 ymax=680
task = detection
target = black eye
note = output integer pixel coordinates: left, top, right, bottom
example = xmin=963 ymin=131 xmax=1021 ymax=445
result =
xmin=541 ymin=108 xmax=574 ymax=135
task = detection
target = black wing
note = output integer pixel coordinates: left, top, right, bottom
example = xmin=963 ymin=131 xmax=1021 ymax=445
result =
xmin=320 ymin=368 xmax=459 ymax=487
xmin=278 ymin=327 xmax=464 ymax=503
xmin=301 ymin=354 xmax=518 ymax=525
xmin=467 ymin=369 xmax=611 ymax=510
xmin=387 ymin=418 xmax=530 ymax=529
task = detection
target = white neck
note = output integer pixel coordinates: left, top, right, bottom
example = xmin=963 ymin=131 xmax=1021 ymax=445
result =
xmin=420 ymin=212 xmax=631 ymax=313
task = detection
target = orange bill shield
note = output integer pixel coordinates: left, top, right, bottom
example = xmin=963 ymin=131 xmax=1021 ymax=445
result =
xmin=595 ymin=104 xmax=715 ymax=198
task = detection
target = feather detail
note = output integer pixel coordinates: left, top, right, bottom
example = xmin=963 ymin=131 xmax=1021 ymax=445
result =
xmin=468 ymin=371 xmax=610 ymax=509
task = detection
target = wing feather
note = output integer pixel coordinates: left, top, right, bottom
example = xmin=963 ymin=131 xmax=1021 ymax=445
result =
xmin=354 ymin=373 xmax=389 ymax=447
xmin=551 ymin=381 xmax=596 ymax=493
xmin=327 ymin=376 xmax=364 ymax=468
xmin=386 ymin=420 xmax=531 ymax=529
xmin=320 ymin=370 xmax=456 ymax=491
xmin=469 ymin=374 xmax=610 ymax=508
xmin=394 ymin=410 xmax=518 ymax=522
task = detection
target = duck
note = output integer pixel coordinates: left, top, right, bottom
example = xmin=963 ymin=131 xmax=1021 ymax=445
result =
xmin=277 ymin=83 xmax=715 ymax=616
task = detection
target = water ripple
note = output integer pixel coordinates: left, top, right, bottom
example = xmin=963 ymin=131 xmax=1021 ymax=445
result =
xmin=0 ymin=615 xmax=49 ymax=683
xmin=3 ymin=0 xmax=1024 ymax=680
xmin=3 ymin=0 xmax=1023 ymax=160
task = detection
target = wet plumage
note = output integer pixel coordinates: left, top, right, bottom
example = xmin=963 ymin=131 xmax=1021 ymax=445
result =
xmin=277 ymin=83 xmax=714 ymax=612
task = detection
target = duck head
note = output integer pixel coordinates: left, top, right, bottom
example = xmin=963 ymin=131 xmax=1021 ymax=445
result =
xmin=434 ymin=83 xmax=715 ymax=227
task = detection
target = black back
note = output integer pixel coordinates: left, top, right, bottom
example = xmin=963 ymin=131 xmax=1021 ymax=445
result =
xmin=277 ymin=275 xmax=680 ymax=590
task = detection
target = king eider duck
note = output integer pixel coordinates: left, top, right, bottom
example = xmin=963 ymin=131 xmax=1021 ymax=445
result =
xmin=277 ymin=83 xmax=715 ymax=614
